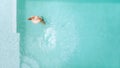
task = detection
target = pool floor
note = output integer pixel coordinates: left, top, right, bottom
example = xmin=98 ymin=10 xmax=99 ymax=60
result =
xmin=17 ymin=0 xmax=120 ymax=68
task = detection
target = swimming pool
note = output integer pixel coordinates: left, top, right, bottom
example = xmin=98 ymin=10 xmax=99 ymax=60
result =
xmin=17 ymin=0 xmax=120 ymax=68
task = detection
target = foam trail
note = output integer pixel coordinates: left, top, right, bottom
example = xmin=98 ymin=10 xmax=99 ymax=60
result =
xmin=44 ymin=27 xmax=56 ymax=49
xmin=37 ymin=27 xmax=56 ymax=51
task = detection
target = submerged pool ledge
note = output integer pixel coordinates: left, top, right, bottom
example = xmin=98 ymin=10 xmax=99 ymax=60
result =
xmin=27 ymin=0 xmax=120 ymax=3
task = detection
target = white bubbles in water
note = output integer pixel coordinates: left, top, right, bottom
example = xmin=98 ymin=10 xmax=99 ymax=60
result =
xmin=37 ymin=27 xmax=56 ymax=50
xmin=44 ymin=27 xmax=56 ymax=48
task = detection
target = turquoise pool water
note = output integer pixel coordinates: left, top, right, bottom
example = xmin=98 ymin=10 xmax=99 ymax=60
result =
xmin=17 ymin=0 xmax=120 ymax=68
